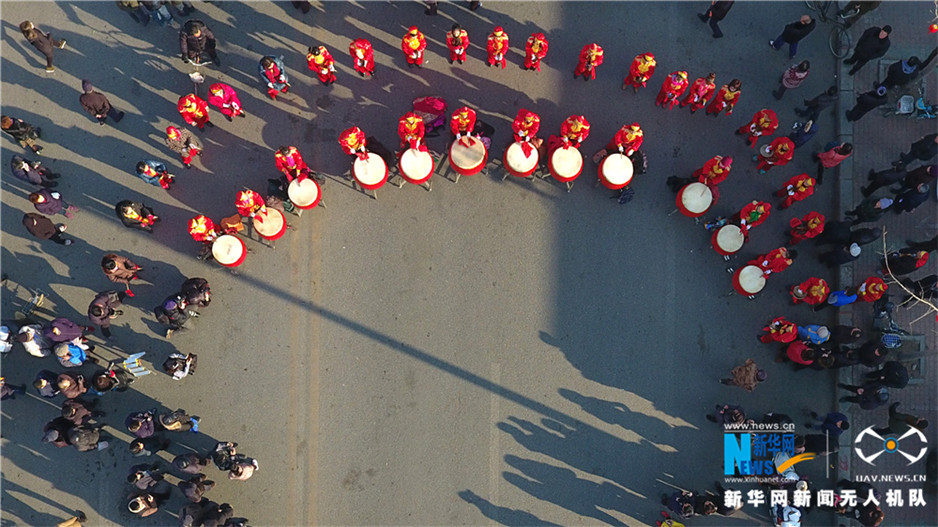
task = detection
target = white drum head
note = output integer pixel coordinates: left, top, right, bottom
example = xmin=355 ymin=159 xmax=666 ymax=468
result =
xmin=739 ymin=265 xmax=766 ymax=294
xmin=253 ymin=208 xmax=285 ymax=237
xmin=601 ymin=153 xmax=634 ymax=186
xmin=716 ymin=224 xmax=745 ymax=252
xmin=551 ymin=147 xmax=583 ymax=178
xmin=506 ymin=142 xmax=538 ymax=172
xmin=401 ymin=148 xmax=433 ymax=178
xmin=680 ymin=182 xmax=713 ymax=213
xmin=450 ymin=139 xmax=486 ymax=169
xmin=287 ymin=178 xmax=319 ymax=207
xmin=353 ymin=155 xmax=388 ymax=186
xmin=212 ymin=235 xmax=244 ymax=265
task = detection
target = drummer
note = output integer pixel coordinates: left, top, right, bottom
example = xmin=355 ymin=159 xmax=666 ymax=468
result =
xmin=736 ymin=108 xmax=778 ymax=148
xmin=790 ymin=277 xmax=830 ymax=305
xmin=274 ymin=145 xmax=311 ymax=183
xmin=787 ymin=211 xmax=825 ymax=245
xmin=339 ymin=126 xmax=368 ymax=159
xmin=450 ymin=106 xmax=477 ymax=140
xmin=592 ymin=123 xmax=643 ymax=164
xmin=759 ymin=317 xmax=798 ymax=344
xmin=349 ymin=38 xmax=375 ymax=78
xmin=187 ymin=214 xmax=222 ymax=244
xmin=693 ymin=155 xmax=731 ymax=203
xmin=750 ymin=247 xmax=796 ymax=276
xmin=731 ymin=200 xmax=771 ymax=239
xmin=235 ymin=189 xmax=266 ymax=219
xmin=559 ymin=115 xmax=590 ymax=149
xmin=857 ymin=276 xmax=887 ymax=303
xmin=754 ymin=136 xmax=795 ymax=174
xmin=398 ymin=111 xmax=426 ymax=152
xmin=512 ymin=109 xmax=540 ymax=144
xmin=775 ymin=173 xmax=816 ymax=209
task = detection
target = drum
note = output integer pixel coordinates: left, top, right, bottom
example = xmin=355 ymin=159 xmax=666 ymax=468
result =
xmin=449 ymin=138 xmax=488 ymax=176
xmin=252 ymin=208 xmax=287 ymax=240
xmin=287 ymin=178 xmax=321 ymax=210
xmin=732 ymin=264 xmax=766 ymax=296
xmin=598 ymin=153 xmax=634 ymax=190
xmin=398 ymin=147 xmax=435 ymax=185
xmin=352 ymin=153 xmax=388 ymax=190
xmin=759 ymin=143 xmax=773 ymax=158
xmin=676 ymin=182 xmax=713 ymax=217
xmin=549 ymin=145 xmax=583 ymax=183
xmin=712 ymin=224 xmax=745 ymax=256
xmin=212 ymin=235 xmax=247 ymax=267
xmin=503 ymin=141 xmax=539 ymax=178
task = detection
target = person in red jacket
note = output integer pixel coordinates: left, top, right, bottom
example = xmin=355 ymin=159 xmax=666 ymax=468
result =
xmin=751 ymin=247 xmax=796 ymax=276
xmin=857 ymin=276 xmax=887 ymax=303
xmin=398 ymin=112 xmax=426 ymax=151
xmin=206 ymin=83 xmax=244 ymax=121
xmin=446 ymin=24 xmax=469 ymax=65
xmin=188 ymin=214 xmax=221 ymax=244
xmin=733 ymin=200 xmax=771 ymax=240
xmin=791 ymin=277 xmax=829 ymax=305
xmin=736 ymin=109 xmax=778 ymax=148
xmin=450 ymin=107 xmax=477 ymax=139
xmin=177 ymin=94 xmax=213 ymax=130
xmin=760 ymin=317 xmax=798 ymax=344
xmin=524 ymin=32 xmax=548 ymax=71
xmin=705 ymin=79 xmax=741 ymax=116
xmin=655 ymin=71 xmax=688 ymax=110
xmin=512 ymin=109 xmax=540 ymax=143
xmin=401 ymin=26 xmax=426 ymax=68
xmin=307 ymin=45 xmax=336 ymax=85
xmin=592 ymin=123 xmax=643 ymax=164
xmin=624 ymin=52 xmax=656 ymax=92
xmin=349 ymin=38 xmax=375 ymax=77
xmin=338 ymin=126 xmax=367 ymax=158
xmin=693 ymin=155 xmax=731 ymax=204
xmin=779 ymin=340 xmax=815 ymax=365
xmin=487 ymin=27 xmax=509 ymax=69
xmin=574 ymin=43 xmax=603 ymax=81
xmin=776 ymin=173 xmax=815 ymax=209
xmin=235 ymin=190 xmax=265 ymax=219
xmin=274 ymin=146 xmax=310 ymax=182
xmin=787 ymin=211 xmax=825 ymax=245
xmin=681 ymin=72 xmax=716 ymax=113
xmin=559 ymin=115 xmax=590 ymax=148
xmin=755 ymin=136 xmax=795 ymax=173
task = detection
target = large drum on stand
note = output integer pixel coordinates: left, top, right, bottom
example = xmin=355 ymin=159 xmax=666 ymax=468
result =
xmin=398 ymin=147 xmax=435 ymax=187
xmin=732 ymin=264 xmax=766 ymax=298
xmin=712 ymin=224 xmax=745 ymax=257
xmin=212 ymin=235 xmax=247 ymax=267
xmin=598 ymin=153 xmax=634 ymax=190
xmin=449 ymin=137 xmax=487 ymax=176
xmin=287 ymin=178 xmax=321 ymax=210
xmin=503 ymin=141 xmax=539 ymax=178
xmin=676 ymin=182 xmax=713 ymax=217
xmin=549 ymin=145 xmax=584 ymax=188
xmin=353 ymin=152 xmax=389 ymax=194
xmin=252 ymin=208 xmax=287 ymax=240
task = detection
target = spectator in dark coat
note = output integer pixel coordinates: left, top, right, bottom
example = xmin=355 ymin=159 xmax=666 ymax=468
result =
xmin=882 ymin=249 xmax=929 ymax=277
xmin=844 ymin=26 xmax=891 ymax=75
xmin=56 ymin=372 xmax=88 ymax=399
xmin=861 ymin=163 xmax=906 ymax=197
xmin=42 ymin=417 xmax=74 ymax=447
xmin=845 ymin=196 xmax=892 ymax=225
xmin=201 ymin=501 xmax=234 ymax=527
xmin=173 ymin=453 xmax=211 ymax=474
xmin=865 ymin=361 xmax=909 ymax=389
xmin=838 ymin=382 xmax=889 ymax=410
xmin=19 ymin=21 xmax=66 ymax=72
xmin=788 ymin=119 xmax=817 ymax=148
xmin=795 ymin=86 xmax=837 ymax=121
xmin=900 ymin=274 xmax=937 ymax=303
xmin=115 ymin=200 xmax=158 ymax=232
xmin=898 ymin=133 xmax=938 ymax=166
xmin=180 ymin=20 xmax=219 ymax=65
xmin=79 ymin=79 xmax=124 ymax=125
xmin=33 ymin=370 xmax=61 ymax=398
xmin=88 ymin=290 xmax=124 ymax=338
xmin=873 ymin=402 xmax=929 ymax=435
xmin=182 ymin=277 xmax=212 ymax=307
xmin=802 ymin=433 xmax=840 ymax=455
xmin=179 ymin=499 xmax=208 ymax=527
xmin=62 ymin=398 xmax=100 ymax=425
xmin=43 ymin=317 xmax=90 ymax=343
xmin=11 ymin=155 xmax=59 ymax=187
xmin=892 ymin=183 xmax=930 ymax=215
xmin=770 ymin=15 xmax=816 ymax=58
xmin=903 ymin=164 xmax=936 ymax=189
xmin=845 ymin=86 xmax=888 ymax=122
xmin=1 ymin=115 xmax=43 ymax=153
xmin=178 ymin=474 xmax=216 ymax=502
xmin=125 ymin=410 xmax=157 ymax=439
xmin=22 ymin=213 xmax=70 ymax=245
xmin=857 ymin=340 xmax=888 ymax=368
xmin=882 ymin=50 xmax=938 ymax=90
xmin=805 ymin=411 xmax=850 ymax=437
xmin=697 ymin=1 xmax=734 ymax=38
xmin=29 ymin=189 xmax=77 ymax=217
xmin=820 ymin=243 xmax=861 ymax=268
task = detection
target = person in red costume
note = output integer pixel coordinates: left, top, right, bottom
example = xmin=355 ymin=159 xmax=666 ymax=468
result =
xmin=856 ymin=276 xmax=887 ymax=302
xmin=446 ymin=24 xmax=469 ymax=65
xmin=754 ymin=136 xmax=795 ymax=173
xmin=705 ymin=78 xmax=741 ymax=116
xmin=524 ymin=33 xmax=548 ymax=71
xmin=733 ymin=200 xmax=771 ymax=240
xmin=338 ymin=126 xmax=367 ymax=158
xmin=187 ymin=214 xmax=221 ymax=244
xmin=775 ymin=173 xmax=815 ymax=209
xmin=591 ymin=123 xmax=643 ymax=164
xmin=655 ymin=70 xmax=688 ymax=110
xmin=450 ymin=107 xmax=477 ymax=139
xmin=258 ymin=56 xmax=290 ymax=100
xmin=790 ymin=277 xmax=829 ymax=305
xmin=177 ymin=94 xmax=213 ymax=130
xmin=574 ymin=43 xmax=603 ymax=81
xmin=398 ymin=112 xmax=427 ymax=151
xmin=401 ymin=26 xmax=426 ymax=68
xmin=681 ymin=72 xmax=716 ymax=113
xmin=624 ymin=53 xmax=656 ymax=92
xmin=512 ymin=109 xmax=540 ymax=143
xmin=274 ymin=146 xmax=310 ymax=182
xmin=206 ymin=83 xmax=244 ymax=121
xmin=693 ymin=155 xmax=731 ymax=204
xmin=349 ymin=38 xmax=374 ymax=77
xmin=736 ymin=109 xmax=778 ymax=148
xmin=751 ymin=247 xmax=796 ymax=276
xmin=307 ymin=45 xmax=336 ymax=85
xmin=235 ymin=190 xmax=265 ymax=219
xmin=787 ymin=211 xmax=825 ymax=245
xmin=487 ymin=26 xmax=509 ymax=69
xmin=760 ymin=317 xmax=798 ymax=344
xmin=559 ymin=115 xmax=590 ymax=148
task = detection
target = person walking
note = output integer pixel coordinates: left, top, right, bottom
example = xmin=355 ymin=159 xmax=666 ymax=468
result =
xmin=882 ymin=50 xmax=938 ymax=90
xmin=178 ymin=474 xmax=215 ymax=502
xmin=719 ymin=358 xmax=766 ymax=392
xmin=754 ymin=136 xmax=794 ymax=173
xmin=115 ymin=200 xmax=159 ymax=232
xmin=897 ymin=133 xmax=938 ymax=166
xmin=79 ymin=80 xmax=124 ymax=125
xmin=56 ymin=372 xmax=89 ymax=399
xmin=349 ymin=38 xmax=375 ymax=77
xmin=775 ymin=173 xmax=815 ymax=209
xmin=624 ymin=52 xmax=656 ymax=93
xmin=697 ymin=1 xmax=734 ymax=38
xmin=814 ymin=286 xmax=858 ymax=310
xmin=164 ymin=126 xmax=203 ymax=168
xmin=844 ymin=25 xmax=891 ymax=75
xmin=705 ymin=79 xmax=741 ymax=116
xmin=838 ymin=382 xmax=889 ymax=410
xmin=819 ymin=243 xmax=862 ymax=268
xmin=769 ymin=15 xmax=816 ymax=58
xmin=22 ymin=213 xmax=71 ymax=245
xmin=573 ymin=42 xmax=603 ymax=81
xmin=178 ymin=93 xmax=213 ymax=130
xmin=11 ymin=155 xmax=59 ymax=188
xmin=134 ymin=161 xmax=175 ymax=190
xmin=736 ymin=109 xmax=778 ymax=148
xmin=306 ymin=45 xmax=336 ymax=85
xmin=790 ymin=277 xmax=830 ymax=306
xmin=524 ymin=32 xmax=549 ymax=71
xmin=446 ymin=24 xmax=469 ymax=65
xmin=865 ymin=361 xmax=909 ymax=389
xmin=772 ymin=60 xmax=810 ymax=100
xmin=788 ymin=119 xmax=817 ymax=149
xmin=1 ymin=115 xmax=43 ymax=154
xmin=101 ymin=253 xmax=142 ymax=296
xmin=87 ymin=290 xmax=124 ymax=338
xmin=787 ymin=211 xmax=825 ymax=245
xmin=881 ymin=249 xmax=928 ymax=277
xmin=401 ymin=26 xmax=427 ymax=68
xmin=860 ymin=162 xmax=905 ymax=197
xmin=759 ymin=317 xmax=797 ymax=344
xmin=892 ymin=183 xmax=930 ymax=215
xmin=846 ymin=85 xmax=888 ymax=123
xmin=486 ymin=27 xmax=509 ymax=70
xmin=681 ymin=72 xmax=716 ymax=113
xmin=655 ymin=70 xmax=688 ymax=109
xmin=805 ymin=412 xmax=850 ymax=437
xmin=258 ymin=55 xmax=290 ymax=99
xmin=19 ymin=21 xmax=67 ymax=72
xmin=814 ymin=142 xmax=853 ymax=184
xmin=29 ymin=189 xmax=77 ymax=218
xmin=179 ymin=19 xmax=219 ymax=66
xmin=902 ymin=163 xmax=936 ymax=190
xmin=872 ymin=402 xmax=929 ymax=435
xmin=795 ymin=86 xmax=838 ymax=121
xmin=206 ymin=83 xmax=245 ymax=121
xmin=856 ymin=276 xmax=887 ymax=303
xmin=845 ymin=196 xmax=892 ymax=225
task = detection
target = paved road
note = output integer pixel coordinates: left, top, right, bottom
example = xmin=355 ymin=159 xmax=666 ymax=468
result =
xmin=2 ymin=1 xmax=928 ymax=526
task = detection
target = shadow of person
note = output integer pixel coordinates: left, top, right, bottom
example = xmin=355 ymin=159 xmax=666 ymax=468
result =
xmin=457 ymin=489 xmax=562 ymax=527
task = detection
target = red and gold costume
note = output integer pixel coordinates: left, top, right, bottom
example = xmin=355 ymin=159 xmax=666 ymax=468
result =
xmin=776 ymin=173 xmax=815 ymax=209
xmin=857 ymin=276 xmax=888 ymax=303
xmin=625 ymin=53 xmax=656 ymax=90
xmin=524 ymin=33 xmax=549 ymax=71
xmin=307 ymin=45 xmax=336 ymax=85
xmin=177 ymin=94 xmax=210 ymax=129
xmin=450 ymin=107 xmax=477 ymax=137
xmin=680 ymin=75 xmax=716 ymax=112
xmin=736 ymin=200 xmax=771 ymax=239
xmin=791 ymin=277 xmax=829 ymax=305
xmin=235 ymin=190 xmax=266 ymax=218
xmin=757 ymin=137 xmax=795 ymax=172
xmin=446 ymin=27 xmax=469 ymax=64
xmin=751 ymin=247 xmax=793 ymax=276
xmin=165 ymin=126 xmax=201 ymax=165
xmin=349 ymin=38 xmax=375 ymax=77
xmin=693 ymin=155 xmax=731 ymax=186
xmin=207 ymin=83 xmax=244 ymax=119
xmin=738 ymin=109 xmax=778 ymax=148
xmin=398 ymin=112 xmax=426 ymax=150
xmin=338 ymin=126 xmax=367 ymax=157
xmin=607 ymin=124 xmax=643 ymax=156
xmin=512 ymin=109 xmax=540 ymax=143
xmin=560 ymin=115 xmax=590 ymax=147
xmin=760 ymin=317 xmax=798 ymax=344
xmin=139 ymin=162 xmax=175 ymax=190
xmin=788 ymin=211 xmax=825 ymax=245
xmin=188 ymin=215 xmax=221 ymax=243
xmin=275 ymin=146 xmax=310 ymax=182
xmin=705 ymin=84 xmax=740 ymax=116
xmin=401 ymin=27 xmax=427 ymax=66
xmin=574 ymin=43 xmax=603 ymax=80
xmin=655 ymin=71 xmax=689 ymax=110
xmin=487 ymin=27 xmax=509 ymax=69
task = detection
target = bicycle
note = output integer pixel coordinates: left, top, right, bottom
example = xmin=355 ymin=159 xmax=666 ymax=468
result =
xmin=804 ymin=1 xmax=857 ymax=58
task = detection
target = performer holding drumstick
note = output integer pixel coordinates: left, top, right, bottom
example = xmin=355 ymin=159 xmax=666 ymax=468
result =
xmin=398 ymin=112 xmax=427 ymax=153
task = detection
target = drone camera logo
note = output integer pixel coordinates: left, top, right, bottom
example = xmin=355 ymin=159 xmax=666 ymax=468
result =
xmin=854 ymin=426 xmax=928 ymax=466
